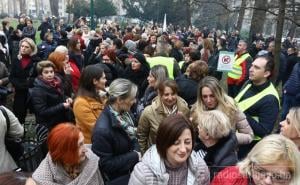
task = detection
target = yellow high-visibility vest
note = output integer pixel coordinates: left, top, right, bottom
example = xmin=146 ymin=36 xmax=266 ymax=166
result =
xmin=235 ymin=82 xmax=280 ymax=140
xmin=147 ymin=56 xmax=175 ymax=79
xmin=228 ymin=53 xmax=251 ymax=79
xmin=178 ymin=61 xmax=184 ymax=70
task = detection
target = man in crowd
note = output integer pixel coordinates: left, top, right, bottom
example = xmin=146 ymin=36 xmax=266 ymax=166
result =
xmin=235 ymin=55 xmax=280 ymax=158
xmin=227 ymin=40 xmax=253 ymax=97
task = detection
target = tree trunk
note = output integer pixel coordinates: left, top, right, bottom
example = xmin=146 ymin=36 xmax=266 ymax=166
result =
xmin=272 ymin=0 xmax=286 ymax=83
xmin=19 ymin=0 xmax=26 ymax=14
xmin=49 ymin=0 xmax=59 ymax=17
xmin=287 ymin=0 xmax=299 ymax=38
xmin=184 ymin=0 xmax=192 ymax=28
xmin=13 ymin=0 xmax=17 ymax=16
xmin=67 ymin=0 xmax=71 ymax=23
xmin=249 ymin=0 xmax=268 ymax=43
xmin=236 ymin=0 xmax=247 ymax=32
xmin=35 ymin=0 xmax=40 ymax=18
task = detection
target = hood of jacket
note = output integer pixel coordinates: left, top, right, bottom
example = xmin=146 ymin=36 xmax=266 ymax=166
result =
xmin=141 ymin=145 xmax=205 ymax=184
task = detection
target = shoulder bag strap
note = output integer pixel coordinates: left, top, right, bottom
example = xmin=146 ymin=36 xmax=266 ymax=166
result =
xmin=0 ymin=106 xmax=10 ymax=137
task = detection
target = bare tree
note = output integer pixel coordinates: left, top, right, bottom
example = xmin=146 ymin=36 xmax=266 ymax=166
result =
xmin=35 ymin=0 xmax=40 ymax=18
xmin=272 ymin=0 xmax=287 ymax=83
xmin=287 ymin=0 xmax=300 ymax=37
xmin=249 ymin=0 xmax=268 ymax=42
xmin=19 ymin=0 xmax=26 ymax=14
xmin=49 ymin=0 xmax=59 ymax=17
xmin=236 ymin=0 xmax=247 ymax=32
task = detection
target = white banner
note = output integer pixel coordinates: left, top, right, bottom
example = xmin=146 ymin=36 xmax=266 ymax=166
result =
xmin=217 ymin=51 xmax=235 ymax=71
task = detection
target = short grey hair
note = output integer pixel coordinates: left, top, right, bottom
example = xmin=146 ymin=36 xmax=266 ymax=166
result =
xmin=55 ymin=45 xmax=68 ymax=53
xmin=194 ymin=110 xmax=231 ymax=140
xmin=108 ymin=78 xmax=137 ymax=104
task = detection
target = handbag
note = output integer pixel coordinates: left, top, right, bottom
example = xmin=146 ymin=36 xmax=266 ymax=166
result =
xmin=1 ymin=106 xmax=24 ymax=161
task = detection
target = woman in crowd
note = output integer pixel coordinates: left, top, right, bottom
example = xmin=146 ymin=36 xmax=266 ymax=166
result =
xmin=22 ymin=19 xmax=36 ymax=42
xmin=192 ymin=76 xmax=253 ymax=145
xmin=55 ymin=45 xmax=81 ymax=93
xmin=129 ymin=114 xmax=210 ymax=185
xmin=200 ymin=38 xmax=213 ymax=63
xmin=92 ymin=78 xmax=140 ymax=185
xmin=280 ymin=107 xmax=300 ymax=150
xmin=73 ymin=65 xmax=107 ymax=144
xmin=33 ymin=123 xmax=104 ymax=185
xmin=192 ymin=110 xmax=238 ymax=180
xmin=0 ymin=171 xmax=36 ymax=185
xmin=121 ymin=52 xmax=150 ymax=99
xmin=137 ymin=64 xmax=169 ymax=113
xmin=176 ymin=61 xmax=208 ymax=107
xmin=0 ymin=106 xmax=23 ymax=173
xmin=37 ymin=32 xmax=57 ymax=60
xmin=9 ymin=38 xmax=39 ymax=124
xmin=30 ymin=60 xmax=73 ymax=130
xmin=211 ymin=134 xmax=300 ymax=185
xmin=207 ymin=37 xmax=227 ymax=80
xmin=138 ymin=79 xmax=190 ymax=154
xmin=48 ymin=51 xmax=73 ymax=97
xmin=0 ymin=60 xmax=10 ymax=106
xmin=68 ymin=36 xmax=84 ymax=71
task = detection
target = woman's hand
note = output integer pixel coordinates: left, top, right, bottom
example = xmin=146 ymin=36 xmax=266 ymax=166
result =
xmin=63 ymin=98 xmax=73 ymax=108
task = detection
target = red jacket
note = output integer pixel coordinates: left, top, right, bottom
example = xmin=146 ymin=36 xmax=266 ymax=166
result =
xmin=211 ymin=166 xmax=249 ymax=185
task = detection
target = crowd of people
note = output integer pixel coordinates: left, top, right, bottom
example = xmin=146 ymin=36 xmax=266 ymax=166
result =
xmin=0 ymin=14 xmax=300 ymax=185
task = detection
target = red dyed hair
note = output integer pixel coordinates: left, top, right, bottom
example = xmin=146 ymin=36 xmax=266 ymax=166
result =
xmin=47 ymin=123 xmax=81 ymax=166
xmin=48 ymin=51 xmax=67 ymax=72
xmin=103 ymin=49 xmax=116 ymax=63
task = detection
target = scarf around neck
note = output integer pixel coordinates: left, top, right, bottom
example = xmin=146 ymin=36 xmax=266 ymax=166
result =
xmin=39 ymin=75 xmax=62 ymax=94
xmin=109 ymin=105 xmax=137 ymax=140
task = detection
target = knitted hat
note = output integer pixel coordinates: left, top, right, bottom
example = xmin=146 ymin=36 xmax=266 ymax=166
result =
xmin=132 ymin=52 xmax=150 ymax=71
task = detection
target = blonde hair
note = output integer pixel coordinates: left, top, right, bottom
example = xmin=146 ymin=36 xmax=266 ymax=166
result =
xmin=193 ymin=110 xmax=231 ymax=140
xmin=18 ymin=38 xmax=37 ymax=58
xmin=193 ymin=76 xmax=238 ymax=127
xmin=238 ymin=134 xmax=300 ymax=185
xmin=288 ymin=107 xmax=300 ymax=134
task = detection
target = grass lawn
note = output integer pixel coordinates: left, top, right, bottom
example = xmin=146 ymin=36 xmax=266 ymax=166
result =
xmin=1 ymin=18 xmax=42 ymax=44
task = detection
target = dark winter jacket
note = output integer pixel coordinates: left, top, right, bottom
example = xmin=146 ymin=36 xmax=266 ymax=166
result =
xmin=283 ymin=53 xmax=299 ymax=84
xmin=30 ymin=76 xmax=71 ymax=129
xmin=175 ymin=74 xmax=198 ymax=106
xmin=207 ymin=48 xmax=226 ymax=81
xmin=195 ymin=131 xmax=238 ymax=180
xmin=69 ymin=51 xmax=84 ymax=71
xmin=9 ymin=55 xmax=40 ymax=90
xmin=239 ymin=81 xmax=279 ymax=138
xmin=37 ymin=40 xmax=57 ymax=60
xmin=38 ymin=21 xmax=53 ymax=41
xmin=91 ymin=106 xmax=139 ymax=182
xmin=22 ymin=26 xmax=36 ymax=42
xmin=284 ymin=62 xmax=300 ymax=97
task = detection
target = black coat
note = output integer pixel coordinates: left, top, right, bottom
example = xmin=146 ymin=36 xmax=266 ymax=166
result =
xmin=30 ymin=77 xmax=71 ymax=129
xmin=92 ymin=106 xmax=139 ymax=182
xmin=175 ymin=74 xmax=198 ymax=107
xmin=195 ymin=131 xmax=238 ymax=180
xmin=9 ymin=55 xmax=40 ymax=90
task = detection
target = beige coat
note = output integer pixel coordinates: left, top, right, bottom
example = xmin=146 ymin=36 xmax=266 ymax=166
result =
xmin=138 ymin=96 xmax=189 ymax=154
xmin=0 ymin=106 xmax=24 ymax=173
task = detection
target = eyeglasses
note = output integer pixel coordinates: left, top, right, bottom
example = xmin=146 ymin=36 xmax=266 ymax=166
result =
xmin=251 ymin=163 xmax=292 ymax=184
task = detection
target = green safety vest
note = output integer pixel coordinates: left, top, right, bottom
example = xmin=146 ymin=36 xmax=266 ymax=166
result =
xmin=147 ymin=56 xmax=175 ymax=79
xmin=178 ymin=61 xmax=185 ymax=70
xmin=234 ymin=82 xmax=280 ymax=140
xmin=228 ymin=53 xmax=251 ymax=79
